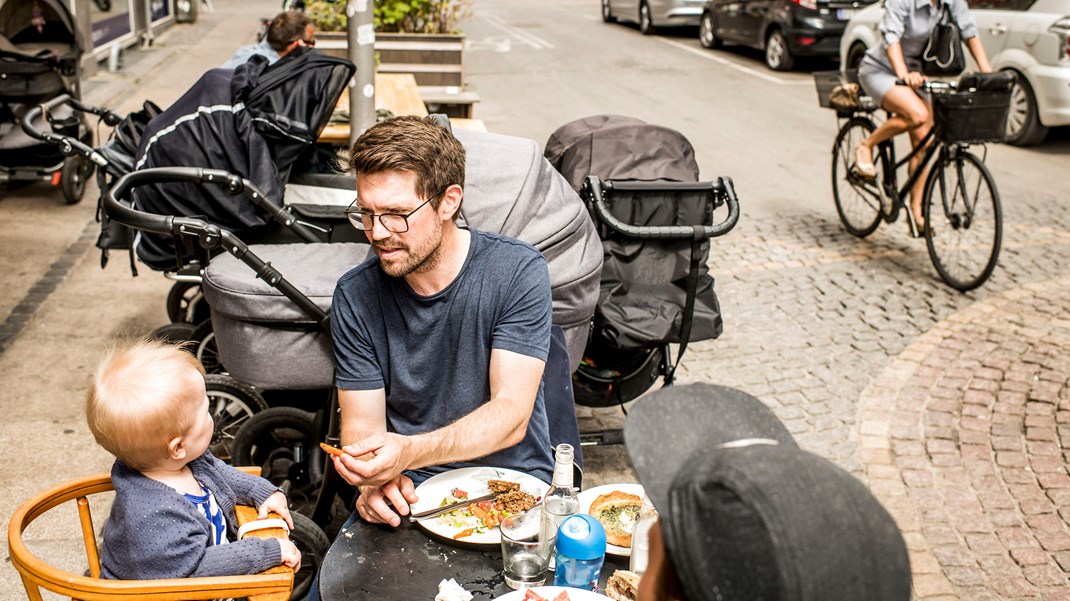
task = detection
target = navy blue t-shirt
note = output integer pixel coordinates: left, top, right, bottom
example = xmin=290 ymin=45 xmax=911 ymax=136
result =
xmin=332 ymin=228 xmax=554 ymax=485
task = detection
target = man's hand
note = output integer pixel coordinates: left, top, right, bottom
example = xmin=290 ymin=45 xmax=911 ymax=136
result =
xmin=354 ymin=475 xmax=418 ymax=527
xmin=278 ymin=538 xmax=302 ymax=571
xmin=333 ymin=432 xmax=411 ymax=487
xmin=258 ymin=491 xmax=295 ymax=531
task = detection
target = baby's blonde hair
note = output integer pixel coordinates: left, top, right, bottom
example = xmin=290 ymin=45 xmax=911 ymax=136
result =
xmin=86 ymin=337 xmax=207 ymax=471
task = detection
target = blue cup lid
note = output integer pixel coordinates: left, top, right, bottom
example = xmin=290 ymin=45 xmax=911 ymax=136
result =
xmin=556 ymin=514 xmax=607 ymax=560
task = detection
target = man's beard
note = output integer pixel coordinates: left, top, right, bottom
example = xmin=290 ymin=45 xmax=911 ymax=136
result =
xmin=374 ymin=221 xmax=443 ymax=278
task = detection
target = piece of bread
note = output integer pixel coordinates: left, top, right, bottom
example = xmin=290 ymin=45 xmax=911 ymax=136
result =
xmin=590 ymin=491 xmax=642 ymax=547
xmin=606 ymin=570 xmax=640 ymax=601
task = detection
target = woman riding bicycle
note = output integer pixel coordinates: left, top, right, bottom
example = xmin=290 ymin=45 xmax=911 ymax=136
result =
xmin=853 ymin=0 xmax=992 ymax=231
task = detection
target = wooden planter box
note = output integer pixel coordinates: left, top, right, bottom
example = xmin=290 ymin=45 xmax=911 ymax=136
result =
xmin=317 ymin=31 xmax=465 ymax=87
xmin=317 ymin=31 xmax=478 ymax=117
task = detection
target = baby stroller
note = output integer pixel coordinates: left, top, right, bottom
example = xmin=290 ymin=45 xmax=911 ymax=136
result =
xmin=545 ymin=115 xmax=740 ymax=443
xmin=0 ymin=0 xmax=93 ymax=203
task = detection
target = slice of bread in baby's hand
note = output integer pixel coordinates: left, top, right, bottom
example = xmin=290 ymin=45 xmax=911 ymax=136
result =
xmin=606 ymin=570 xmax=640 ymax=601
xmin=589 ymin=490 xmax=642 ymax=547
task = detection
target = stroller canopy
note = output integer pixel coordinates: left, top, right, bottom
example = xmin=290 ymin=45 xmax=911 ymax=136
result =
xmin=132 ymin=48 xmax=354 ymax=270
xmin=544 ymin=114 xmax=699 ymax=190
xmin=0 ymin=0 xmax=82 ymax=58
xmin=455 ymin=127 xmax=603 ymax=370
xmin=545 ymin=114 xmax=722 ymax=353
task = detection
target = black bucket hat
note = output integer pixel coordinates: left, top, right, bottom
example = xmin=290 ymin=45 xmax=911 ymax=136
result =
xmin=624 ymin=383 xmax=911 ymax=601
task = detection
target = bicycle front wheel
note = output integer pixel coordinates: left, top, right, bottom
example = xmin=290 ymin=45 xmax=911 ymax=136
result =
xmin=832 ymin=118 xmax=883 ymax=237
xmin=923 ymin=150 xmax=1002 ymax=291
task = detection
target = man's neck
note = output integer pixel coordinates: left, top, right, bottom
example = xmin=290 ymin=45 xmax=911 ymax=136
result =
xmin=405 ymin=225 xmax=471 ymax=297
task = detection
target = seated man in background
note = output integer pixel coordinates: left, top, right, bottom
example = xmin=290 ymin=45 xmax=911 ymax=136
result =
xmin=622 ymin=383 xmax=912 ymax=601
xmin=222 ymin=11 xmax=315 ymax=69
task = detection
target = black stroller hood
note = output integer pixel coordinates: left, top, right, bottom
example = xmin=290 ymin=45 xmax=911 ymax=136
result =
xmin=132 ymin=49 xmax=355 ymax=270
xmin=544 ymin=114 xmax=699 ymax=190
xmin=0 ymin=0 xmax=83 ymax=101
xmin=0 ymin=0 xmax=81 ymax=53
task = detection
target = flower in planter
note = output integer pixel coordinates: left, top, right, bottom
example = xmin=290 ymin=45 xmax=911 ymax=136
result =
xmin=304 ymin=0 xmax=472 ymax=34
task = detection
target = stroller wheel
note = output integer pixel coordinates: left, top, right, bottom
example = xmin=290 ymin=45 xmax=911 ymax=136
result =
xmin=289 ymin=512 xmax=330 ymax=601
xmin=206 ymin=374 xmax=268 ymax=462
xmin=150 ymin=321 xmax=198 ymax=343
xmin=231 ymin=406 xmax=326 ymax=518
xmin=190 ymin=320 xmax=222 ymax=374
xmin=166 ymin=281 xmax=211 ymax=324
xmin=60 ymin=156 xmax=90 ymax=205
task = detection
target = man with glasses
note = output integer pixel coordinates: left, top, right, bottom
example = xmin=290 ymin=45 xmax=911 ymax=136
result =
xmin=327 ymin=116 xmax=555 ymax=528
xmin=221 ymin=11 xmax=315 ymax=69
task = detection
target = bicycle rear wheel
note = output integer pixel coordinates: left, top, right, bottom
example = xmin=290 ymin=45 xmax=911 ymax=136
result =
xmin=832 ymin=118 xmax=883 ymax=237
xmin=923 ymin=149 xmax=1001 ymax=291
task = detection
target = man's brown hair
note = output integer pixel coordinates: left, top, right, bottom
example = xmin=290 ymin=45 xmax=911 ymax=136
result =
xmin=348 ymin=115 xmax=466 ymax=219
xmin=266 ymin=11 xmax=313 ymax=53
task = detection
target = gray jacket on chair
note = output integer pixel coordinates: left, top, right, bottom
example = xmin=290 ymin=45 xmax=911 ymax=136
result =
xmin=101 ymin=451 xmax=283 ymax=580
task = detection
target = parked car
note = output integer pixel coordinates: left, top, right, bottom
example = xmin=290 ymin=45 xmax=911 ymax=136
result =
xmin=839 ymin=0 xmax=1070 ymax=145
xmin=601 ymin=0 xmax=706 ymax=34
xmin=698 ymin=0 xmax=877 ymax=70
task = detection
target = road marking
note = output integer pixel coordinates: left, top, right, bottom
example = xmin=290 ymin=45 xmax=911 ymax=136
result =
xmin=481 ymin=14 xmax=555 ymax=50
xmin=655 ymin=37 xmax=811 ymax=86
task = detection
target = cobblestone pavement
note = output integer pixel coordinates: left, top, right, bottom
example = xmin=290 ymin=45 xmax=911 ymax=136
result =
xmin=581 ymin=189 xmax=1070 ymax=598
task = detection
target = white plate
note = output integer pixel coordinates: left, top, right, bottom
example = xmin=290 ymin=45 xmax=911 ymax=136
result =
xmin=492 ymin=585 xmax=612 ymax=600
xmin=576 ymin=483 xmax=645 ymax=557
xmin=411 ymin=467 xmax=549 ymax=545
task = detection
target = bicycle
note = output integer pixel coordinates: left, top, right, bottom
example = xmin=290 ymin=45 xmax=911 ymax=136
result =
xmin=817 ymin=70 xmax=1014 ymax=291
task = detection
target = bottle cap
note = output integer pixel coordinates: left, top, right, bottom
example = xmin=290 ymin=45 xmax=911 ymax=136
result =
xmin=556 ymin=514 xmax=607 ymax=560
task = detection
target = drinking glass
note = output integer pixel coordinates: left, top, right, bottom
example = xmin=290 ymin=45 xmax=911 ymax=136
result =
xmin=500 ymin=507 xmax=553 ymax=589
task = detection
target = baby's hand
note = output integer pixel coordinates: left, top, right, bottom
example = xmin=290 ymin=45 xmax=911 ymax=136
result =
xmin=278 ymin=538 xmax=302 ymax=571
xmin=258 ymin=491 xmax=294 ymax=530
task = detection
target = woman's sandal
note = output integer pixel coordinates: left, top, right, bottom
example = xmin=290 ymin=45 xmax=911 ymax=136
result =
xmin=853 ymin=145 xmax=877 ymax=179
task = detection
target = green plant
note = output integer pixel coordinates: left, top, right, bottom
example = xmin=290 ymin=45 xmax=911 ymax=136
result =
xmin=304 ymin=0 xmax=472 ymax=34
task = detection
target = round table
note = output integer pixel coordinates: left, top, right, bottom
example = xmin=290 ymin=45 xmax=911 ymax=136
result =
xmin=318 ymin=518 xmax=629 ymax=600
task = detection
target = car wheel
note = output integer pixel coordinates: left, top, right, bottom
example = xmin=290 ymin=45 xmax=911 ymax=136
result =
xmin=639 ymin=1 xmax=655 ymax=35
xmin=601 ymin=0 xmax=616 ymax=22
xmin=765 ymin=29 xmax=794 ymax=71
xmin=1004 ymin=72 xmax=1049 ymax=146
xmin=846 ymin=43 xmax=867 ymax=71
xmin=699 ymin=12 xmax=722 ymax=49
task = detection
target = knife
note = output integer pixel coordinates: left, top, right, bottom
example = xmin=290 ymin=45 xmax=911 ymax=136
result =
xmin=409 ymin=493 xmax=497 ymax=522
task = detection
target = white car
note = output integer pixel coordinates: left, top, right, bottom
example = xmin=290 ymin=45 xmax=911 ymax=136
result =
xmin=839 ymin=0 xmax=1070 ymax=145
xmin=601 ymin=0 xmax=706 ymax=34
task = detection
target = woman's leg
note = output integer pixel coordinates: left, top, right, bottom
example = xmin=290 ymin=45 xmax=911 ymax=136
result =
xmin=907 ymin=100 xmax=934 ymax=226
xmin=856 ymin=87 xmax=930 ymax=183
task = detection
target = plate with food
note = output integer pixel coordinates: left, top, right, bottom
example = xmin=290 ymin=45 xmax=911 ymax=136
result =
xmin=410 ymin=467 xmax=548 ymax=545
xmin=491 ymin=585 xmax=612 ymax=601
xmin=577 ymin=483 xmax=646 ymax=556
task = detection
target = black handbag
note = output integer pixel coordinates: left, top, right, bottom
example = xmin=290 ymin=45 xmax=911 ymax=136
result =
xmin=922 ymin=4 xmax=966 ymax=76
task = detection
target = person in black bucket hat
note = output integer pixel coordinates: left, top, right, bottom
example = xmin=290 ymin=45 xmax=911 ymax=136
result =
xmin=623 ymin=383 xmax=911 ymax=601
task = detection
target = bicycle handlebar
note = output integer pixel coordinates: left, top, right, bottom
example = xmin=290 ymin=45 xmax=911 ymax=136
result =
xmin=894 ymin=78 xmax=956 ymax=91
xmin=583 ymin=175 xmax=741 ymax=240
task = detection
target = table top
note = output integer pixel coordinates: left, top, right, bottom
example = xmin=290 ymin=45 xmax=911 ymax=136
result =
xmin=318 ymin=517 xmax=628 ymax=601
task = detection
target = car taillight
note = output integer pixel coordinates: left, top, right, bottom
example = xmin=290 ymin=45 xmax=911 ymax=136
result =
xmin=793 ymin=0 xmax=818 ymax=10
xmin=1052 ymin=17 xmax=1070 ymax=62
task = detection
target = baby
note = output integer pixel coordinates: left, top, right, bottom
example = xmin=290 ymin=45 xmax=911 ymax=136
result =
xmin=86 ymin=337 xmax=301 ymax=579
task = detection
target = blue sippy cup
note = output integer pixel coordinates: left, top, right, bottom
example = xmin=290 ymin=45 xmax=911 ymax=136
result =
xmin=553 ymin=514 xmax=607 ymax=591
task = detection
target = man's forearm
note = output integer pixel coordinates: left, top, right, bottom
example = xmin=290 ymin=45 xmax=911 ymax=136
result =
xmin=404 ymin=392 xmax=533 ymax=471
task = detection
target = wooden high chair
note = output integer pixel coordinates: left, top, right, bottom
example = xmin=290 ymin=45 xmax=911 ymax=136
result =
xmin=8 ymin=469 xmax=294 ymax=601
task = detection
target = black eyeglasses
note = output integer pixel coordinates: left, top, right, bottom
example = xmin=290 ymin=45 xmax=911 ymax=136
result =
xmin=302 ymin=36 xmax=315 ymax=47
xmin=344 ymin=188 xmax=449 ymax=233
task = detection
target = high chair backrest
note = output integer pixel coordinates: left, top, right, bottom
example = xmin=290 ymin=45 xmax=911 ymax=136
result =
xmin=8 ymin=469 xmax=293 ymax=601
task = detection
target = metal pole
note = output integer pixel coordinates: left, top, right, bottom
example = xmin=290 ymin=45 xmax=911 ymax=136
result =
xmin=347 ymin=0 xmax=376 ymax=146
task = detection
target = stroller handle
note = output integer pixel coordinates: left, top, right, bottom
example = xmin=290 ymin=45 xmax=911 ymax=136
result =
xmin=583 ymin=176 xmax=741 ymax=240
xmin=21 ymin=94 xmax=124 ymax=173
xmin=106 ymin=167 xmax=323 ymax=243
xmin=104 ymin=166 xmax=331 ymax=328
